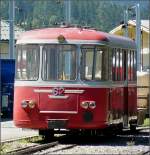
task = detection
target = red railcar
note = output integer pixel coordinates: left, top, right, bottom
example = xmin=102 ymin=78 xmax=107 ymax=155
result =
xmin=14 ymin=26 xmax=138 ymax=138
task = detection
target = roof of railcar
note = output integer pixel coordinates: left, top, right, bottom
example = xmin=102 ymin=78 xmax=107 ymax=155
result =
xmin=17 ymin=27 xmax=136 ymax=49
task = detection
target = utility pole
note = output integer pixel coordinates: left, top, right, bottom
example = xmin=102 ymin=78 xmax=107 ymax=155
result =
xmin=124 ymin=4 xmax=141 ymax=71
xmin=123 ymin=4 xmax=141 ymax=127
xmin=65 ymin=0 xmax=71 ymax=24
xmin=135 ymin=4 xmax=141 ymax=71
xmin=124 ymin=9 xmax=128 ymax=37
xmin=9 ymin=0 xmax=15 ymax=59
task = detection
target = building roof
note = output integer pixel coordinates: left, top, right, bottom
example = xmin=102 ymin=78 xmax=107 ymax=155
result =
xmin=110 ymin=20 xmax=149 ymax=34
xmin=0 ymin=20 xmax=24 ymax=40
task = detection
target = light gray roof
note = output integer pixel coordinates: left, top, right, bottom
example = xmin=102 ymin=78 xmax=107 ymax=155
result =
xmin=141 ymin=20 xmax=149 ymax=29
xmin=0 ymin=20 xmax=24 ymax=40
xmin=129 ymin=20 xmax=149 ymax=33
xmin=110 ymin=20 xmax=149 ymax=34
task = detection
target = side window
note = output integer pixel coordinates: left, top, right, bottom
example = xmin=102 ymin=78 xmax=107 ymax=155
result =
xmin=112 ymin=48 xmax=124 ymax=81
xmin=130 ymin=50 xmax=134 ymax=80
xmin=130 ymin=50 xmax=136 ymax=81
xmin=128 ymin=51 xmax=131 ymax=81
xmin=81 ymin=48 xmax=94 ymax=80
xmin=128 ymin=50 xmax=132 ymax=81
xmin=81 ymin=46 xmax=108 ymax=81
xmin=120 ymin=50 xmax=124 ymax=81
xmin=116 ymin=49 xmax=120 ymax=81
xmin=133 ymin=50 xmax=136 ymax=80
xmin=128 ymin=50 xmax=136 ymax=81
xmin=95 ymin=48 xmax=108 ymax=80
xmin=95 ymin=50 xmax=103 ymax=80
xmin=112 ymin=48 xmax=116 ymax=81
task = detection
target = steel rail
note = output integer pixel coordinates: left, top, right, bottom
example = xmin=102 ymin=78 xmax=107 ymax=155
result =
xmin=6 ymin=141 xmax=58 ymax=155
xmin=39 ymin=144 xmax=77 ymax=155
xmin=120 ymin=126 xmax=150 ymax=135
xmin=138 ymin=150 xmax=150 ymax=155
xmin=52 ymin=144 xmax=77 ymax=152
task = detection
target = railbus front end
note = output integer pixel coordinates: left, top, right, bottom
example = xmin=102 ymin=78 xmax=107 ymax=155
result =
xmin=13 ymin=27 xmax=137 ymax=138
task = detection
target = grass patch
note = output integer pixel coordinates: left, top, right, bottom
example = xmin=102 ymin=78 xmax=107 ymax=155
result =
xmin=19 ymin=135 xmax=43 ymax=143
xmin=143 ymin=118 xmax=150 ymax=127
xmin=0 ymin=136 xmax=43 ymax=154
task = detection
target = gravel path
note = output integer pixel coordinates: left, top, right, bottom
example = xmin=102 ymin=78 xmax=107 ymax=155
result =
xmin=34 ymin=129 xmax=150 ymax=155
xmin=48 ymin=144 xmax=149 ymax=154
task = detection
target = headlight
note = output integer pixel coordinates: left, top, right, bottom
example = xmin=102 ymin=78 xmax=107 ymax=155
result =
xmin=80 ymin=101 xmax=89 ymax=109
xmin=21 ymin=100 xmax=28 ymax=108
xmin=28 ymin=100 xmax=36 ymax=108
xmin=89 ymin=101 xmax=96 ymax=109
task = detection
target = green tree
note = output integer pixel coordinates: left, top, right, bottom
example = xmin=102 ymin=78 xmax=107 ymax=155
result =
xmin=0 ymin=0 xmax=149 ymax=32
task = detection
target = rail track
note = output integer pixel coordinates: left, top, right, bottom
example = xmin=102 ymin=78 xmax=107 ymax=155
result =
xmin=5 ymin=140 xmax=77 ymax=155
xmin=2 ymin=127 xmax=149 ymax=155
xmin=138 ymin=150 xmax=150 ymax=155
xmin=34 ymin=143 xmax=77 ymax=155
xmin=6 ymin=141 xmax=58 ymax=155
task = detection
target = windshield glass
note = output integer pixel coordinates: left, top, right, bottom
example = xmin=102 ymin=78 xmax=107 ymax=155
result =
xmin=16 ymin=45 xmax=40 ymax=80
xmin=80 ymin=45 xmax=108 ymax=81
xmin=42 ymin=45 xmax=77 ymax=81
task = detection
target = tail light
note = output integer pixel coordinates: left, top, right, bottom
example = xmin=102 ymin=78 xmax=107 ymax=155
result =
xmin=21 ymin=100 xmax=28 ymax=108
xmin=21 ymin=100 xmax=36 ymax=109
xmin=80 ymin=101 xmax=89 ymax=109
xmin=28 ymin=100 xmax=36 ymax=108
xmin=89 ymin=101 xmax=96 ymax=109
xmin=80 ymin=101 xmax=96 ymax=109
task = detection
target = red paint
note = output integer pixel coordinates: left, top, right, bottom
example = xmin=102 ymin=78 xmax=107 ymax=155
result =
xmin=18 ymin=28 xmax=107 ymax=41
xmin=14 ymin=86 xmax=109 ymax=129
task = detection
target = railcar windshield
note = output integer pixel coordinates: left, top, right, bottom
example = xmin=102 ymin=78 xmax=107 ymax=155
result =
xmin=80 ymin=45 xmax=108 ymax=81
xmin=42 ymin=45 xmax=77 ymax=81
xmin=16 ymin=45 xmax=40 ymax=80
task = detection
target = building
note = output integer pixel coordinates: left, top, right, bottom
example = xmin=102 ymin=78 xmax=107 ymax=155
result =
xmin=0 ymin=20 xmax=24 ymax=59
xmin=0 ymin=20 xmax=24 ymax=119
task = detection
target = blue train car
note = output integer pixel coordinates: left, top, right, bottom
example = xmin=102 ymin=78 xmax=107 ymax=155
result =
xmin=0 ymin=59 xmax=15 ymax=119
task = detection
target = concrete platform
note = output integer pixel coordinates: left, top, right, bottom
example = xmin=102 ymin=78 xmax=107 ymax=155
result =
xmin=1 ymin=120 xmax=38 ymax=142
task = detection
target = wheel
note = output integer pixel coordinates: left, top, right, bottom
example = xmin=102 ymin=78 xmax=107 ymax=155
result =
xmin=39 ymin=129 xmax=54 ymax=142
xmin=68 ymin=129 xmax=79 ymax=136
xmin=129 ymin=119 xmax=137 ymax=133
xmin=116 ymin=123 xmax=123 ymax=134
xmin=103 ymin=126 xmax=117 ymax=137
xmin=130 ymin=124 xmax=137 ymax=132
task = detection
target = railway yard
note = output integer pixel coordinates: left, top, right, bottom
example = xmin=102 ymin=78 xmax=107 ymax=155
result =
xmin=1 ymin=121 xmax=150 ymax=155
xmin=1 ymin=1 xmax=149 ymax=155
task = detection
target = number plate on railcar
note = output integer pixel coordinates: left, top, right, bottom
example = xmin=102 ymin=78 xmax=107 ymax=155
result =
xmin=48 ymin=120 xmax=68 ymax=129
